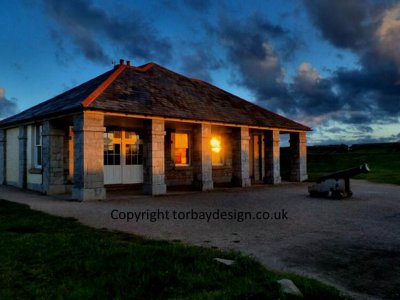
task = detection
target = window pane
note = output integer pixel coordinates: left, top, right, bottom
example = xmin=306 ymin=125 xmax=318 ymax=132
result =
xmin=175 ymin=133 xmax=188 ymax=148
xmin=37 ymin=146 xmax=42 ymax=166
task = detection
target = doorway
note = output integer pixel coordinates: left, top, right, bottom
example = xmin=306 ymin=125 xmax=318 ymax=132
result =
xmin=104 ymin=129 xmax=143 ymax=185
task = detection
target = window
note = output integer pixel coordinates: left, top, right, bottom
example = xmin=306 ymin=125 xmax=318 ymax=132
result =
xmin=211 ymin=135 xmax=224 ymax=166
xmin=125 ymin=132 xmax=143 ymax=165
xmin=174 ymin=133 xmax=190 ymax=166
xmin=104 ymin=131 xmax=121 ymax=165
xmin=34 ymin=125 xmax=42 ymax=168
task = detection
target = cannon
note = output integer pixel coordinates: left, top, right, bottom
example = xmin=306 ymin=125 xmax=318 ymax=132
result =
xmin=308 ymin=163 xmax=370 ymax=199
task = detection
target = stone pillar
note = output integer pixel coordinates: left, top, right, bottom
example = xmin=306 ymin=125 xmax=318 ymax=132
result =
xmin=42 ymin=121 xmax=67 ymax=194
xmin=193 ymin=123 xmax=213 ymax=191
xmin=232 ymin=127 xmax=251 ymax=187
xmin=264 ymin=130 xmax=281 ymax=184
xmin=290 ymin=131 xmax=308 ymax=182
xmin=72 ymin=111 xmax=106 ymax=201
xmin=18 ymin=126 xmax=28 ymax=188
xmin=0 ymin=129 xmax=5 ymax=185
xmin=143 ymin=119 xmax=167 ymax=195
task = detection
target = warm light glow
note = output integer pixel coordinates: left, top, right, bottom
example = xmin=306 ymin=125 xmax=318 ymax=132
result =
xmin=210 ymin=136 xmax=221 ymax=153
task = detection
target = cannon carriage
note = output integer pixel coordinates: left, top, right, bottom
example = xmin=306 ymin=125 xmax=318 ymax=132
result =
xmin=308 ymin=163 xmax=370 ymax=199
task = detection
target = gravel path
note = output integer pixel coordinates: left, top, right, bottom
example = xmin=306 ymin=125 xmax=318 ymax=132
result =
xmin=1 ymin=180 xmax=399 ymax=299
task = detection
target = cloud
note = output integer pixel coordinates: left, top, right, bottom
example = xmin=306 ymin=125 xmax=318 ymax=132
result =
xmin=42 ymin=0 xmax=172 ymax=64
xmin=291 ymin=63 xmax=341 ymax=117
xmin=304 ymin=0 xmax=400 ymax=120
xmin=0 ymin=88 xmax=18 ymax=119
xmin=180 ymin=45 xmax=223 ymax=82
xmin=214 ymin=14 xmax=298 ymax=112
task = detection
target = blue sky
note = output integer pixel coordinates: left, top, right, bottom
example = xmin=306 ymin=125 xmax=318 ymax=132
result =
xmin=0 ymin=0 xmax=399 ymax=145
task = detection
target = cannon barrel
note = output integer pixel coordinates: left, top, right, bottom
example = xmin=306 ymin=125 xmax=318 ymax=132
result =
xmin=317 ymin=163 xmax=370 ymax=182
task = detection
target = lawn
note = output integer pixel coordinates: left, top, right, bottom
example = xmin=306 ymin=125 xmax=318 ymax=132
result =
xmin=0 ymin=200 xmax=351 ymax=300
xmin=282 ymin=143 xmax=400 ymax=185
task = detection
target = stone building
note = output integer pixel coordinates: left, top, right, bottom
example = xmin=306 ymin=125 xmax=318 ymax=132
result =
xmin=0 ymin=60 xmax=310 ymax=201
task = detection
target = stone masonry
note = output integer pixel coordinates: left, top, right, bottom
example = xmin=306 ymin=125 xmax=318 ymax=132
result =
xmin=143 ymin=119 xmax=167 ymax=195
xmin=42 ymin=121 xmax=67 ymax=195
xmin=193 ymin=123 xmax=213 ymax=190
xmin=0 ymin=129 xmax=5 ymax=185
xmin=264 ymin=130 xmax=281 ymax=184
xmin=18 ymin=126 xmax=27 ymax=189
xmin=232 ymin=127 xmax=251 ymax=187
xmin=290 ymin=131 xmax=308 ymax=182
xmin=72 ymin=111 xmax=106 ymax=201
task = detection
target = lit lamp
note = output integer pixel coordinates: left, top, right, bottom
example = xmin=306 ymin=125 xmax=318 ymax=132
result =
xmin=210 ymin=137 xmax=221 ymax=153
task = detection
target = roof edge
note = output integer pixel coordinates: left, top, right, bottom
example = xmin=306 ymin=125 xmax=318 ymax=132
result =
xmin=81 ymin=64 xmax=127 ymax=107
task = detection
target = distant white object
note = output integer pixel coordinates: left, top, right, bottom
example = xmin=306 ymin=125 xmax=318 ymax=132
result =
xmin=277 ymin=279 xmax=303 ymax=298
xmin=213 ymin=257 xmax=235 ymax=266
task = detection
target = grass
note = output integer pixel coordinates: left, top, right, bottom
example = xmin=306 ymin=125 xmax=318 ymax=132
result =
xmin=307 ymin=143 xmax=400 ymax=184
xmin=0 ymin=200 xmax=351 ymax=300
xmin=282 ymin=143 xmax=400 ymax=185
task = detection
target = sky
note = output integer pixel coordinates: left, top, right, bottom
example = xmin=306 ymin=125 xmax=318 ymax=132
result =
xmin=0 ymin=0 xmax=399 ymax=145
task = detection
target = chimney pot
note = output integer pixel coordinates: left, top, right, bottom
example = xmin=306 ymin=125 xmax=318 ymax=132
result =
xmin=126 ymin=60 xmax=131 ymax=66
xmin=120 ymin=59 xmax=125 ymax=65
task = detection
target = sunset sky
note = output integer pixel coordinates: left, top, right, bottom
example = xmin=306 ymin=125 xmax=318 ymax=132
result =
xmin=0 ymin=0 xmax=399 ymax=145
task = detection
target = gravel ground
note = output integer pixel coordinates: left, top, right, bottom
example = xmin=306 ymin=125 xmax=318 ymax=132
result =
xmin=1 ymin=180 xmax=399 ymax=299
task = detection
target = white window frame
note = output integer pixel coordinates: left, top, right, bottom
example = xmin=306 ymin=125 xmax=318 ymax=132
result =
xmin=211 ymin=135 xmax=224 ymax=166
xmin=33 ymin=124 xmax=43 ymax=169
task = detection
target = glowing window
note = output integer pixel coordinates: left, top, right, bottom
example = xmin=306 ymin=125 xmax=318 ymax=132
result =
xmin=174 ymin=133 xmax=190 ymax=166
xmin=211 ymin=136 xmax=224 ymax=166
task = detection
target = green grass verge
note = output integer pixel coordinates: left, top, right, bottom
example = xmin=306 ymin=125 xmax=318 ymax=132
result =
xmin=307 ymin=144 xmax=400 ymax=184
xmin=0 ymin=200 xmax=351 ymax=299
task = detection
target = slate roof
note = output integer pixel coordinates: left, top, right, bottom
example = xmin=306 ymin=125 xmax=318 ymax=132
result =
xmin=0 ymin=62 xmax=310 ymax=131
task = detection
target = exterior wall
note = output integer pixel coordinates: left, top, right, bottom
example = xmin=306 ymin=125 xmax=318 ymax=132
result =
xmin=42 ymin=120 xmax=69 ymax=195
xmin=143 ymin=119 xmax=167 ymax=194
xmin=192 ymin=124 xmax=213 ymax=190
xmin=5 ymin=128 xmax=19 ymax=186
xmin=211 ymin=127 xmax=233 ymax=185
xmin=72 ymin=111 xmax=106 ymax=201
xmin=264 ymin=130 xmax=281 ymax=184
xmin=290 ymin=131 xmax=308 ymax=182
xmin=0 ymin=129 xmax=5 ymax=185
xmin=18 ymin=126 xmax=28 ymax=188
xmin=231 ymin=127 xmax=251 ymax=187
xmin=26 ymin=125 xmax=43 ymax=190
xmin=165 ymin=124 xmax=194 ymax=186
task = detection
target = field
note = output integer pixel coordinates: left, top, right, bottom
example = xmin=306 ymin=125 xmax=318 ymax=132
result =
xmin=0 ymin=200 xmax=350 ymax=299
xmin=282 ymin=143 xmax=400 ymax=185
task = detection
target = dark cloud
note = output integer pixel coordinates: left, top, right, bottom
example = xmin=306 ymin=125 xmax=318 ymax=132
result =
xmin=0 ymin=88 xmax=18 ymax=119
xmin=42 ymin=0 xmax=171 ymax=64
xmin=291 ymin=63 xmax=341 ymax=117
xmin=180 ymin=45 xmax=223 ymax=82
xmin=304 ymin=0 xmax=400 ymax=121
xmin=215 ymin=14 xmax=297 ymax=112
xmin=303 ymin=0 xmax=374 ymax=50
xmin=182 ymin=0 xmax=212 ymax=11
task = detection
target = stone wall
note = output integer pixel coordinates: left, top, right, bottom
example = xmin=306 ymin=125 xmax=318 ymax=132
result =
xmin=143 ymin=119 xmax=167 ymax=195
xmin=72 ymin=111 xmax=106 ymax=200
xmin=42 ymin=121 xmax=68 ymax=195
xmin=290 ymin=131 xmax=308 ymax=182
xmin=264 ymin=130 xmax=281 ymax=184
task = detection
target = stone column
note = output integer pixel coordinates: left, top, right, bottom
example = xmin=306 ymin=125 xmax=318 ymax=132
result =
xmin=18 ymin=126 xmax=28 ymax=188
xmin=290 ymin=131 xmax=308 ymax=182
xmin=264 ymin=130 xmax=281 ymax=184
xmin=0 ymin=129 xmax=5 ymax=185
xmin=232 ymin=127 xmax=251 ymax=187
xmin=193 ymin=123 xmax=213 ymax=191
xmin=42 ymin=121 xmax=67 ymax=194
xmin=143 ymin=119 xmax=167 ymax=195
xmin=72 ymin=111 xmax=106 ymax=201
